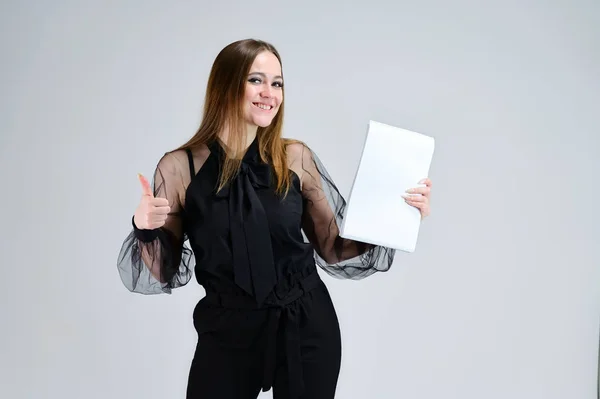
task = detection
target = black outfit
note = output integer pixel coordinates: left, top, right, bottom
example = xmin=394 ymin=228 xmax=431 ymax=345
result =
xmin=117 ymin=137 xmax=396 ymax=399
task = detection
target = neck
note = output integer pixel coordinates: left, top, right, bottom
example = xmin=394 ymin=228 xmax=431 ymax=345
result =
xmin=218 ymin=124 xmax=258 ymax=153
xmin=245 ymin=124 xmax=258 ymax=147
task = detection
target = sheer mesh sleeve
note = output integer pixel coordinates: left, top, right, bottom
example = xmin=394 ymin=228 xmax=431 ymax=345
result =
xmin=117 ymin=151 xmax=194 ymax=294
xmin=291 ymin=142 xmax=396 ymax=279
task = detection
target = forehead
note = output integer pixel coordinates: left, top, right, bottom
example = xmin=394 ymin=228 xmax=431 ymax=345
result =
xmin=249 ymin=51 xmax=282 ymax=77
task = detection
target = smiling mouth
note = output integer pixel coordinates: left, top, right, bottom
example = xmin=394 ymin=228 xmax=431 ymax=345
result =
xmin=253 ymin=102 xmax=273 ymax=111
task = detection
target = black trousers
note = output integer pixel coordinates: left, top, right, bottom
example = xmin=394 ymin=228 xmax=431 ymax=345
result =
xmin=185 ymin=274 xmax=342 ymax=399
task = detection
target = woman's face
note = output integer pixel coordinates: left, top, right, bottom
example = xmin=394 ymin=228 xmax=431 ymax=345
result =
xmin=243 ymin=51 xmax=283 ymax=128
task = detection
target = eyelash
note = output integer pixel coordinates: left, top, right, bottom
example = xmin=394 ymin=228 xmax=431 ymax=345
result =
xmin=248 ymin=77 xmax=283 ymax=88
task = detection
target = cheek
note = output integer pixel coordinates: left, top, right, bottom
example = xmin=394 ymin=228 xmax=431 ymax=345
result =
xmin=244 ymin=84 xmax=259 ymax=100
xmin=245 ymin=89 xmax=256 ymax=103
xmin=274 ymin=93 xmax=283 ymax=109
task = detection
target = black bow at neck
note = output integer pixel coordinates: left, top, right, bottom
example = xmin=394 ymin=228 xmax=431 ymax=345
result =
xmin=208 ymin=137 xmax=277 ymax=306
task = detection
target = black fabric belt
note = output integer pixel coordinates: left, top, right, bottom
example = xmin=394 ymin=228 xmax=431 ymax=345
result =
xmin=204 ymin=269 xmax=322 ymax=398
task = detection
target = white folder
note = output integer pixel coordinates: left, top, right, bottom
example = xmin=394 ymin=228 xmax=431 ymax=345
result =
xmin=339 ymin=120 xmax=435 ymax=252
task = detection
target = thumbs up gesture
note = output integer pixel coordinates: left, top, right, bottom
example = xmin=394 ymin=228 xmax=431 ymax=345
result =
xmin=133 ymin=173 xmax=171 ymax=230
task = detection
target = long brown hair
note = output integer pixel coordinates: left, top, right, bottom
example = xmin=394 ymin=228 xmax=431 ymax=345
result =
xmin=174 ymin=38 xmax=293 ymax=196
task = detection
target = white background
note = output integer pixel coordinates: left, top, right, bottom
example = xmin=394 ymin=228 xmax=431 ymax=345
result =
xmin=1 ymin=1 xmax=599 ymax=398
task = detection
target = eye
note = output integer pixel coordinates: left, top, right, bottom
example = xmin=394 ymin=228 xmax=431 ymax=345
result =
xmin=273 ymin=81 xmax=284 ymax=88
xmin=248 ymin=77 xmax=261 ymax=84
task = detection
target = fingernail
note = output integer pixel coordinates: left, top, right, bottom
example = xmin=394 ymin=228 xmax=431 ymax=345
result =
xmin=405 ymin=188 xmax=413 ymax=193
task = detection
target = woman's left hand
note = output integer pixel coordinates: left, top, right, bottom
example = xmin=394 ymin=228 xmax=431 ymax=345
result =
xmin=402 ymin=178 xmax=432 ymax=220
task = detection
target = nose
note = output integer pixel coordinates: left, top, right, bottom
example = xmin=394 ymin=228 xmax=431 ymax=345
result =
xmin=260 ymin=84 xmax=273 ymax=98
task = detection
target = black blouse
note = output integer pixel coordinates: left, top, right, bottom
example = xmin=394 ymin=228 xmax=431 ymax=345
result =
xmin=117 ymin=136 xmax=396 ymax=298
xmin=116 ymin=136 xmax=397 ymax=395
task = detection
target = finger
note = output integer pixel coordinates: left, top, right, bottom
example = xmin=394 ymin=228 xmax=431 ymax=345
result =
xmin=402 ymin=194 xmax=427 ymax=201
xmin=406 ymin=188 xmax=430 ymax=196
xmin=149 ymin=197 xmax=169 ymax=207
xmin=403 ymin=194 xmax=426 ymax=202
xmin=149 ymin=214 xmax=168 ymax=224
xmin=151 ymin=205 xmax=171 ymax=215
xmin=138 ymin=173 xmax=153 ymax=197
xmin=418 ymin=177 xmax=432 ymax=186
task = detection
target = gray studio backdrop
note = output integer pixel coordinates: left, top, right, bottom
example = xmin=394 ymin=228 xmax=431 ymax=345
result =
xmin=1 ymin=1 xmax=598 ymax=398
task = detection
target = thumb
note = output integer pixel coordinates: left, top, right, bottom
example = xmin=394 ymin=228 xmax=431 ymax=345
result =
xmin=138 ymin=173 xmax=153 ymax=197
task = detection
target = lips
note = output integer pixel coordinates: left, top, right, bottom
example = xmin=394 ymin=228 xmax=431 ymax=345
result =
xmin=253 ymin=102 xmax=274 ymax=111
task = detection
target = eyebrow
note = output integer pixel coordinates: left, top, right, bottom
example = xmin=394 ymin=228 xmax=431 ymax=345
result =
xmin=248 ymin=72 xmax=283 ymax=80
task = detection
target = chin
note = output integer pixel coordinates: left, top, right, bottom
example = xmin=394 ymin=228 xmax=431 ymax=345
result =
xmin=247 ymin=114 xmax=277 ymax=128
xmin=256 ymin=119 xmax=274 ymax=128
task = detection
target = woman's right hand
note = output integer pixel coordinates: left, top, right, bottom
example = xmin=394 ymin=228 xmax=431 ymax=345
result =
xmin=133 ymin=173 xmax=171 ymax=230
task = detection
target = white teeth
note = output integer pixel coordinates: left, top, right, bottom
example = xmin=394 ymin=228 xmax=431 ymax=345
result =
xmin=254 ymin=103 xmax=272 ymax=110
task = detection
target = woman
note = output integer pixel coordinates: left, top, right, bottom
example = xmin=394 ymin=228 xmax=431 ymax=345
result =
xmin=117 ymin=38 xmax=432 ymax=399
